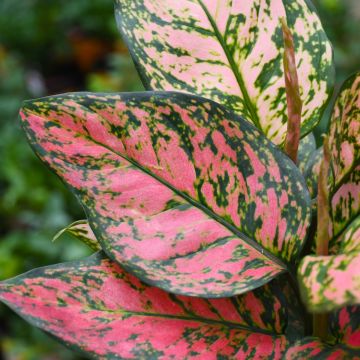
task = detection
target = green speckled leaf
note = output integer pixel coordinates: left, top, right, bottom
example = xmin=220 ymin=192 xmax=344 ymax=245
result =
xmin=115 ymin=0 xmax=334 ymax=145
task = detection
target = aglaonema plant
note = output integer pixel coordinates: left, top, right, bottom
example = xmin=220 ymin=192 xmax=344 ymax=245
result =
xmin=0 ymin=0 xmax=359 ymax=358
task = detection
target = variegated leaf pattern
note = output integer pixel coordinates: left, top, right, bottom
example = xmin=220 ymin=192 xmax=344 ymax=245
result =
xmin=20 ymin=92 xmax=311 ymax=297
xmin=53 ymin=220 xmax=101 ymax=251
xmin=114 ymin=0 xmax=334 ymax=145
xmin=286 ymin=306 xmax=360 ymax=359
xmin=328 ymin=72 xmax=360 ymax=242
xmin=0 ymin=253 xmax=304 ymax=359
xmin=298 ymin=74 xmax=360 ymax=313
xmin=298 ymin=133 xmax=316 ymax=174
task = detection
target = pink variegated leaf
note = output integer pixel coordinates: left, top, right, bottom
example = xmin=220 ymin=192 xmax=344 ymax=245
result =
xmin=298 ymin=73 xmax=360 ymax=313
xmin=285 ymin=305 xmax=360 ymax=359
xmin=328 ymin=72 xmax=360 ymax=243
xmin=115 ymin=0 xmax=334 ymax=145
xmin=53 ymin=220 xmax=101 ymax=251
xmin=20 ymin=92 xmax=311 ymax=297
xmin=0 ymin=253 xmax=304 ymax=359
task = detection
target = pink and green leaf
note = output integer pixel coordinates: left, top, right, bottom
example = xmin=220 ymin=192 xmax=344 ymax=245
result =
xmin=298 ymin=73 xmax=360 ymax=313
xmin=53 ymin=220 xmax=100 ymax=251
xmin=20 ymin=92 xmax=311 ymax=297
xmin=0 ymin=253 xmax=304 ymax=359
xmin=285 ymin=305 xmax=360 ymax=359
xmin=328 ymin=72 xmax=360 ymax=240
xmin=114 ymin=0 xmax=334 ymax=145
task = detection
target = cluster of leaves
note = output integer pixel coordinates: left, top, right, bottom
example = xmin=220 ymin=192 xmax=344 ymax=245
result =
xmin=0 ymin=0 xmax=359 ymax=359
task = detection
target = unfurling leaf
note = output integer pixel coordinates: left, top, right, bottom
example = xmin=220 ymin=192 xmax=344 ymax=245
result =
xmin=298 ymin=73 xmax=360 ymax=313
xmin=304 ymin=147 xmax=323 ymax=199
xmin=115 ymin=0 xmax=334 ymax=145
xmin=20 ymin=92 xmax=311 ymax=297
xmin=281 ymin=17 xmax=302 ymax=163
xmin=0 ymin=253 xmax=304 ymax=359
xmin=53 ymin=220 xmax=100 ymax=251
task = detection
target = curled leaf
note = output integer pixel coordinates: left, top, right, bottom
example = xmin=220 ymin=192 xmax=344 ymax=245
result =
xmin=53 ymin=220 xmax=100 ymax=251
xmin=281 ymin=17 xmax=302 ymax=163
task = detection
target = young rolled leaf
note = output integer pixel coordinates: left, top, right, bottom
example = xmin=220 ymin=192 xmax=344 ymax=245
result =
xmin=114 ymin=0 xmax=334 ymax=144
xmin=20 ymin=92 xmax=311 ymax=297
xmin=281 ymin=17 xmax=302 ymax=164
xmin=53 ymin=220 xmax=101 ymax=251
xmin=0 ymin=253 xmax=303 ymax=359
xmin=298 ymin=73 xmax=360 ymax=313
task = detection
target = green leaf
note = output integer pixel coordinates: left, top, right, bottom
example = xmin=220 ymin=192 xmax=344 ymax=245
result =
xmin=0 ymin=253 xmax=304 ymax=359
xmin=53 ymin=220 xmax=101 ymax=251
xmin=298 ymin=133 xmax=317 ymax=174
xmin=304 ymin=146 xmax=323 ymax=199
xmin=114 ymin=0 xmax=334 ymax=144
xmin=20 ymin=92 xmax=311 ymax=297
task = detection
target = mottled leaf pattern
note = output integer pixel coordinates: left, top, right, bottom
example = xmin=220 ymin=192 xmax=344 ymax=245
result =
xmin=0 ymin=253 xmax=304 ymax=359
xmin=328 ymin=72 xmax=360 ymax=241
xmin=298 ymin=74 xmax=360 ymax=313
xmin=298 ymin=133 xmax=316 ymax=174
xmin=53 ymin=220 xmax=100 ymax=251
xmin=20 ymin=92 xmax=311 ymax=297
xmin=115 ymin=0 xmax=334 ymax=144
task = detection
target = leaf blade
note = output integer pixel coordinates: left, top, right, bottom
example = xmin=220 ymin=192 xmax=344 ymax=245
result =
xmin=0 ymin=253 xmax=298 ymax=359
xmin=114 ymin=0 xmax=334 ymax=144
xmin=21 ymin=92 xmax=311 ymax=297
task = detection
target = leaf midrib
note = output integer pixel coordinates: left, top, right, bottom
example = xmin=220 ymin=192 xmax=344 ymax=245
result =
xmin=196 ymin=0 xmax=262 ymax=131
xmin=0 ymin=286 xmax=279 ymax=336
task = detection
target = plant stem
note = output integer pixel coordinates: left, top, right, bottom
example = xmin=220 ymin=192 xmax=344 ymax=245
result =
xmin=313 ymin=313 xmax=329 ymax=340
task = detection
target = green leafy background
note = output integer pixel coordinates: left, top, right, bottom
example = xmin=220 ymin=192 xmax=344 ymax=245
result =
xmin=0 ymin=0 xmax=358 ymax=358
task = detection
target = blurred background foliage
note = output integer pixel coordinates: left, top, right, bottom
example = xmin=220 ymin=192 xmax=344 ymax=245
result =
xmin=0 ymin=0 xmax=358 ymax=358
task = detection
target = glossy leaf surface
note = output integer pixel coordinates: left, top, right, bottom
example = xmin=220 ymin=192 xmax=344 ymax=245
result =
xmin=115 ymin=0 xmax=334 ymax=144
xmin=21 ymin=92 xmax=310 ymax=297
xmin=53 ymin=220 xmax=101 ymax=251
xmin=0 ymin=253 xmax=302 ymax=359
